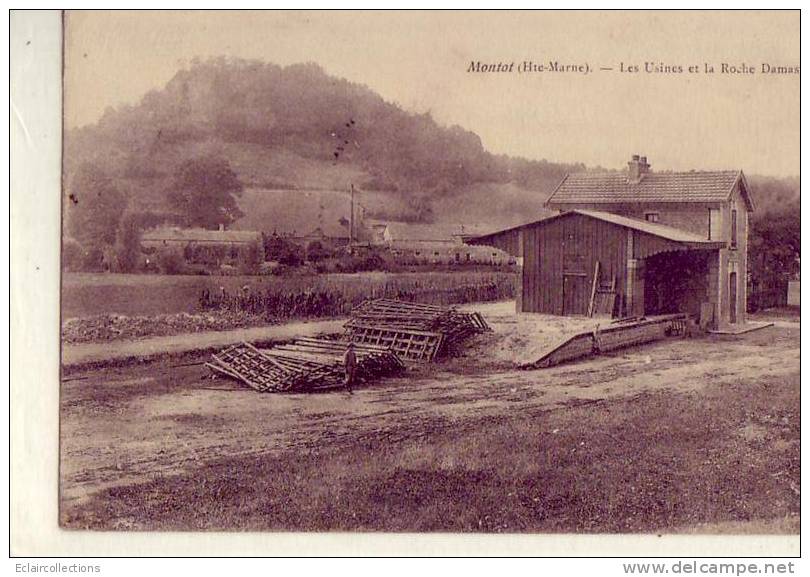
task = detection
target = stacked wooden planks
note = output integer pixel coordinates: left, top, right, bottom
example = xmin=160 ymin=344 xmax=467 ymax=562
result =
xmin=345 ymin=299 xmax=491 ymax=362
xmin=207 ymin=338 xmax=404 ymax=392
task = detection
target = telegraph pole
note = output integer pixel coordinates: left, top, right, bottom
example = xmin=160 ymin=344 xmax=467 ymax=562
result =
xmin=349 ymin=183 xmax=355 ymax=250
xmin=331 ymin=117 xmax=358 ymax=253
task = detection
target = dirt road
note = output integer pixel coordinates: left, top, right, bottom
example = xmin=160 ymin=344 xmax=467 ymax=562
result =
xmin=60 ymin=306 xmax=799 ymax=519
xmin=61 ymin=317 xmax=348 ymax=367
xmin=60 ymin=301 xmax=594 ymax=368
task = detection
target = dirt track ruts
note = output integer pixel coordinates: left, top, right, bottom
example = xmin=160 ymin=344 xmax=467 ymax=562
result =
xmin=60 ymin=309 xmax=799 ymax=508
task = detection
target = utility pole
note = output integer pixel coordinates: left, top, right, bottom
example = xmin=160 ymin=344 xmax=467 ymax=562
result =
xmin=349 ymin=183 xmax=355 ymax=250
xmin=331 ymin=116 xmax=358 ymax=253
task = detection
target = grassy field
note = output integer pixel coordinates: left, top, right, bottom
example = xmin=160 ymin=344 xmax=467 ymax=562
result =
xmin=60 ymin=312 xmax=800 ymax=533
xmin=62 ymin=379 xmax=800 ymax=532
xmin=62 ymin=271 xmax=516 ymax=319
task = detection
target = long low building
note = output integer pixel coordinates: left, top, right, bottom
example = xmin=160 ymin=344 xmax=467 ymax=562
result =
xmin=387 ymin=241 xmax=514 ymax=265
xmin=141 ymin=226 xmax=265 ymax=265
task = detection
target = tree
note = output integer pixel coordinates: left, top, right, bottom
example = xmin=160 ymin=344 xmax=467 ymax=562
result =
xmin=278 ymin=243 xmax=304 ymax=267
xmin=264 ymin=233 xmax=303 ymax=266
xmin=62 ymin=238 xmax=84 ymax=272
xmin=749 ymin=203 xmax=800 ymax=289
xmin=306 ymin=240 xmax=329 ymax=262
xmin=166 ymin=156 xmax=244 ymax=229
xmin=65 ymin=162 xmax=127 ymax=251
xmin=156 ymin=246 xmax=186 ymax=275
xmin=113 ymin=213 xmax=144 ymax=273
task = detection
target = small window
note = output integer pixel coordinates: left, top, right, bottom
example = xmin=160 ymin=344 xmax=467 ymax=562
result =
xmin=644 ymin=212 xmax=660 ymax=223
xmin=709 ymin=208 xmax=721 ymax=240
xmin=730 ymin=209 xmax=738 ymax=249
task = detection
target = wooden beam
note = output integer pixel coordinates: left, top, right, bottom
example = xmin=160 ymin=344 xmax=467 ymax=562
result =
xmin=587 ymin=260 xmax=600 ymax=317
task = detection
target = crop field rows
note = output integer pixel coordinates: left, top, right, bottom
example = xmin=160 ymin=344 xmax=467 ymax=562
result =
xmin=63 ymin=271 xmax=517 ymax=318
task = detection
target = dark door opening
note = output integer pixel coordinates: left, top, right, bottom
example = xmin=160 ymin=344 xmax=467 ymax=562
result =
xmin=729 ymin=271 xmax=738 ymax=324
xmin=644 ymin=250 xmax=711 ymax=318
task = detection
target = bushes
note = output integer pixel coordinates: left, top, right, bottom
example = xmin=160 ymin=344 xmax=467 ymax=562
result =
xmin=278 ymin=244 xmax=304 ymax=267
xmin=264 ymin=234 xmax=304 ymax=266
xmin=306 ymin=241 xmax=330 ymax=263
xmin=327 ymin=251 xmax=391 ymax=274
xmin=156 ymin=246 xmax=186 ymax=275
xmin=199 ymin=273 xmax=516 ymax=319
xmin=237 ymin=242 xmax=261 ymax=274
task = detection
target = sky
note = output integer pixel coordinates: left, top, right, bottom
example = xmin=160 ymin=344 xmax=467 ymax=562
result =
xmin=64 ymin=10 xmax=800 ymax=177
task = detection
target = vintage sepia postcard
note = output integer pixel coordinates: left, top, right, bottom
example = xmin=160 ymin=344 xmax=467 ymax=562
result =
xmin=10 ymin=8 xmax=800 ymax=557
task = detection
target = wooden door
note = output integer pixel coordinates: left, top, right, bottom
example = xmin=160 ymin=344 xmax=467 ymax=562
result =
xmin=563 ymin=274 xmax=588 ymax=315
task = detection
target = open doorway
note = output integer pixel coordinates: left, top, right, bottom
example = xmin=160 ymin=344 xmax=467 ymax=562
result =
xmin=644 ymin=250 xmax=712 ymax=318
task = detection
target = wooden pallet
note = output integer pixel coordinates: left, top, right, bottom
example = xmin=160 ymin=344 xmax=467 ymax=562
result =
xmin=210 ymin=342 xmax=303 ymax=392
xmin=350 ymin=299 xmax=489 ymax=331
xmin=208 ymin=338 xmax=404 ymax=392
xmin=345 ymin=322 xmax=445 ymax=363
xmin=345 ymin=299 xmax=490 ymax=362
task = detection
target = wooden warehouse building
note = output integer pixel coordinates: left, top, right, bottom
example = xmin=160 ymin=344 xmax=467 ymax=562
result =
xmin=471 ymin=155 xmax=754 ymax=329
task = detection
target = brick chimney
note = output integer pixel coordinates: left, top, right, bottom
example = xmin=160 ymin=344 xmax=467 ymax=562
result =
xmin=627 ymin=154 xmax=651 ymax=183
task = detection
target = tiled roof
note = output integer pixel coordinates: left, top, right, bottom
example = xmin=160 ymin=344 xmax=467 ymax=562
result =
xmin=384 ymin=223 xmax=478 ymax=242
xmin=548 ymin=170 xmax=746 ymax=206
xmin=391 ymin=241 xmax=509 ymax=255
xmin=142 ymin=227 xmax=262 ymax=244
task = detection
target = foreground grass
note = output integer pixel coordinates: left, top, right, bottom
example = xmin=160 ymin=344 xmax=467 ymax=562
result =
xmin=62 ymin=375 xmax=799 ymax=533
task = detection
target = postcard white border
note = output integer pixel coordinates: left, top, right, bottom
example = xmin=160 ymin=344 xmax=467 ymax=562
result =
xmin=8 ymin=7 xmax=802 ymax=559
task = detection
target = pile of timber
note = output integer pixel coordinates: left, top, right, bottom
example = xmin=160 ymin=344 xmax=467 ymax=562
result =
xmin=344 ymin=299 xmax=491 ymax=363
xmin=207 ymin=338 xmax=404 ymax=392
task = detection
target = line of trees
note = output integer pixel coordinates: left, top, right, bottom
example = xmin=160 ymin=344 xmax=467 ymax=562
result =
xmin=746 ymin=175 xmax=800 ymax=309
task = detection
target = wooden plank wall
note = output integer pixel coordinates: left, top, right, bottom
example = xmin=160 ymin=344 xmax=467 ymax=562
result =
xmin=472 ymin=228 xmax=523 ymax=257
xmin=522 ymin=214 xmax=628 ymax=314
